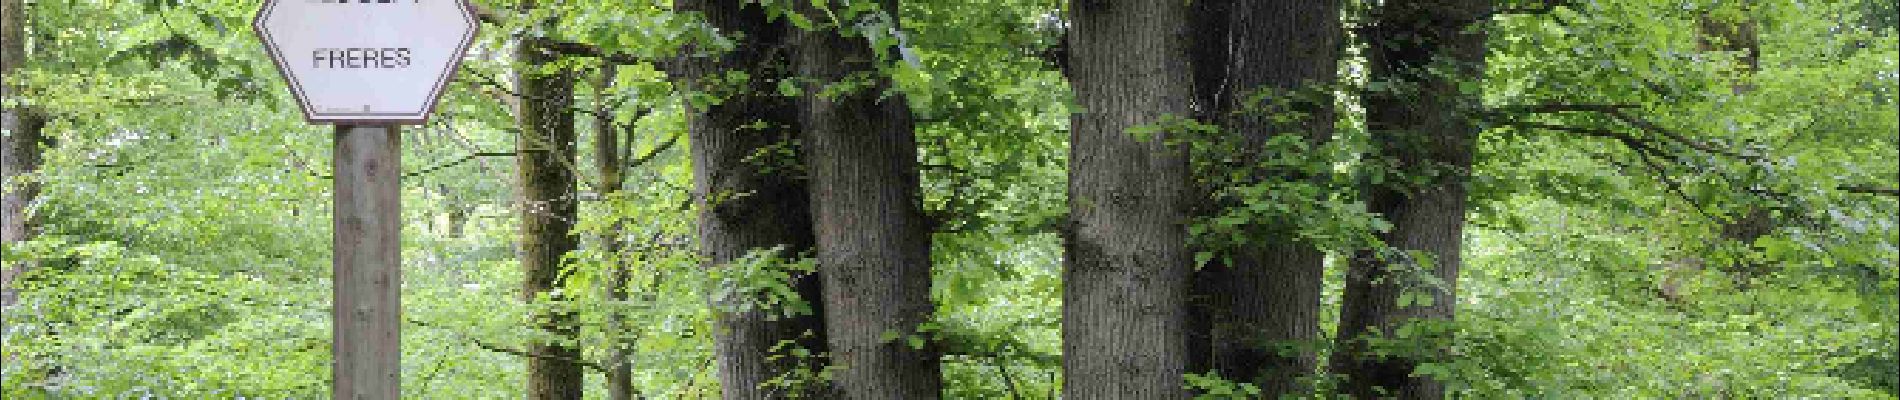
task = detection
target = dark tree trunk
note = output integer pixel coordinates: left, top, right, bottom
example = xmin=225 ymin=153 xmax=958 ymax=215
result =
xmin=1182 ymin=0 xmax=1231 ymax=379
xmin=1186 ymin=1 xmax=1341 ymax=396
xmin=1063 ymin=0 xmax=1194 ymax=398
xmin=675 ymin=1 xmax=833 ymax=398
xmin=593 ymin=67 xmax=638 ymax=400
xmin=1329 ymin=0 xmax=1489 ymax=398
xmin=517 ymin=30 xmax=585 ymax=400
xmin=1 ymin=0 xmax=47 ymax=309
xmin=792 ymin=1 xmax=943 ymax=397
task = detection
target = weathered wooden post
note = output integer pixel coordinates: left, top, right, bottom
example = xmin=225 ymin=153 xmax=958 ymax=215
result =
xmin=252 ymin=1 xmax=478 ymax=398
xmin=331 ymin=124 xmax=402 ymax=399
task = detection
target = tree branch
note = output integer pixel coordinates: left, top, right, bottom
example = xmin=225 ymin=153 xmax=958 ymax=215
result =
xmin=406 ymin=318 xmax=608 ymax=373
xmin=1493 ymin=103 xmax=1763 ymax=162
xmin=404 ymin=152 xmax=523 ymax=180
xmin=1494 ymin=0 xmax=1578 ymax=16
xmin=1840 ymin=185 xmax=1900 ymax=197
xmin=626 ymin=131 xmax=683 ymax=172
xmin=1509 ymin=121 xmax=1725 ymax=221
xmin=468 ymin=3 xmax=653 ymax=66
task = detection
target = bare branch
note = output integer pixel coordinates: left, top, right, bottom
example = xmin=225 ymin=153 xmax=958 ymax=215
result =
xmin=406 ymin=318 xmax=608 ymax=373
xmin=1494 ymin=0 xmax=1578 ymax=16
xmin=1509 ymin=121 xmax=1725 ymax=221
xmin=1493 ymin=103 xmax=1764 ymax=162
xmin=404 ymin=152 xmax=523 ymax=180
xmin=1840 ymin=185 xmax=1900 ymax=197
xmin=626 ymin=131 xmax=683 ymax=171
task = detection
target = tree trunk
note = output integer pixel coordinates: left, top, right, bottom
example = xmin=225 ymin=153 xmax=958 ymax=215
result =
xmin=792 ymin=1 xmax=943 ymax=397
xmin=1187 ymin=1 xmax=1341 ymax=396
xmin=1063 ymin=0 xmax=1194 ymax=398
xmin=593 ymin=66 xmax=638 ymax=400
xmin=1329 ymin=0 xmax=1489 ymax=398
xmin=1 ymin=0 xmax=47 ymax=308
xmin=1696 ymin=11 xmax=1759 ymax=95
xmin=1698 ymin=9 xmax=1772 ymax=285
xmin=1182 ymin=0 xmax=1230 ymax=379
xmin=517 ymin=30 xmax=585 ymax=400
xmin=674 ymin=1 xmax=833 ymax=398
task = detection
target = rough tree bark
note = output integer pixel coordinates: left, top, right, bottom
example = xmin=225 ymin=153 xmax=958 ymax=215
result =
xmin=1330 ymin=0 xmax=1489 ymax=398
xmin=1063 ymin=0 xmax=1194 ymax=398
xmin=792 ymin=0 xmax=943 ymax=397
xmin=674 ymin=1 xmax=833 ymax=398
xmin=1 ymin=0 xmax=48 ymax=308
xmin=517 ymin=26 xmax=585 ymax=399
xmin=1186 ymin=0 xmax=1341 ymax=396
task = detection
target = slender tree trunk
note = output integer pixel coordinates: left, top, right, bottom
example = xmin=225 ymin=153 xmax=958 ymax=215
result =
xmin=792 ymin=1 xmax=942 ymax=397
xmin=674 ymin=1 xmax=833 ymax=398
xmin=1 ymin=0 xmax=47 ymax=308
xmin=1330 ymin=1 xmax=1489 ymax=398
xmin=1063 ymin=0 xmax=1194 ymax=398
xmin=1698 ymin=10 xmax=1772 ymax=285
xmin=1697 ymin=12 xmax=1759 ymax=95
xmin=594 ymin=66 xmax=638 ymax=400
xmin=517 ymin=29 xmax=585 ymax=400
xmin=1186 ymin=1 xmax=1341 ymax=396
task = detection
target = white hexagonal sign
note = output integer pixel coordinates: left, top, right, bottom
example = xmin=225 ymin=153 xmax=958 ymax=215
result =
xmin=254 ymin=0 xmax=479 ymax=124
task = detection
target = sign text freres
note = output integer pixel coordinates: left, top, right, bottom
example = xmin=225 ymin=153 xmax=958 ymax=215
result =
xmin=313 ymin=48 xmax=413 ymax=69
xmin=307 ymin=1 xmax=413 ymax=69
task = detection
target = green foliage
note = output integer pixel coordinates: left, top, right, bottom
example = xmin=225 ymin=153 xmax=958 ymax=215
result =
xmin=1183 ymin=372 xmax=1263 ymax=399
xmin=2 ymin=0 xmax=1893 ymax=398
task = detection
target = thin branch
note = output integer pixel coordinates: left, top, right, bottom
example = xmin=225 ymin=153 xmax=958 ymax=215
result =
xmin=467 ymin=70 xmax=640 ymax=124
xmin=1493 ymin=103 xmax=1763 ymax=162
xmin=1595 ymin=152 xmax=1724 ymax=223
xmin=626 ymin=131 xmax=683 ymax=172
xmin=404 ymin=152 xmax=523 ymax=180
xmin=1840 ymin=185 xmax=1900 ymax=197
xmin=1494 ymin=0 xmax=1578 ymax=16
xmin=468 ymin=3 xmax=651 ymax=66
xmin=989 ymin=354 xmax=1022 ymax=400
xmin=1505 ymin=120 xmax=1660 ymax=156
xmin=439 ymin=114 xmax=502 ymax=175
xmin=1624 ymin=144 xmax=1722 ymax=222
xmin=1511 ymin=121 xmax=1724 ymax=222
xmin=1603 ymin=110 xmax=1761 ymax=162
xmin=466 ymin=339 xmax=608 ymax=374
xmin=406 ymin=318 xmax=607 ymax=373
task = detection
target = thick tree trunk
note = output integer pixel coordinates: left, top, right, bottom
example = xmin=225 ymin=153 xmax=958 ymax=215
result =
xmin=1063 ymin=0 xmax=1194 ymax=398
xmin=1 ymin=0 xmax=47 ymax=308
xmin=792 ymin=1 xmax=943 ymax=397
xmin=517 ymin=33 xmax=585 ymax=400
xmin=1329 ymin=0 xmax=1489 ymax=398
xmin=674 ymin=1 xmax=833 ymax=398
xmin=1187 ymin=2 xmax=1341 ymax=396
xmin=594 ymin=67 xmax=638 ymax=400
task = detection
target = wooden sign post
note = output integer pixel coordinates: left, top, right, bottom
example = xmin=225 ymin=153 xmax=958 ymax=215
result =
xmin=253 ymin=1 xmax=477 ymax=398
xmin=330 ymin=124 xmax=402 ymax=399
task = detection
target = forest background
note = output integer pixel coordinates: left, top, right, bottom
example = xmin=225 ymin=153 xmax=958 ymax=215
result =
xmin=1 ymin=0 xmax=1897 ymax=398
